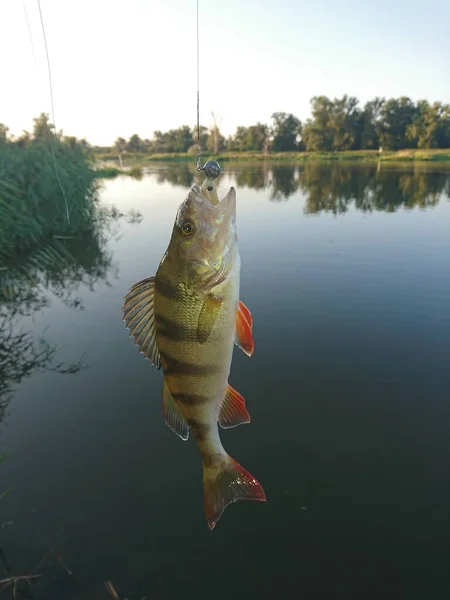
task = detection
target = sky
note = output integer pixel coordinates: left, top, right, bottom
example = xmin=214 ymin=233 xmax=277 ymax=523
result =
xmin=1 ymin=0 xmax=449 ymax=146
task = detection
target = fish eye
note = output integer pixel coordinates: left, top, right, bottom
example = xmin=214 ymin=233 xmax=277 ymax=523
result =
xmin=180 ymin=219 xmax=195 ymax=236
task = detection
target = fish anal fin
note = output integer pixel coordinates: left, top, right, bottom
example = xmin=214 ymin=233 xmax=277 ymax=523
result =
xmin=162 ymin=381 xmax=189 ymax=441
xmin=218 ymin=384 xmax=251 ymax=429
xmin=203 ymin=455 xmax=266 ymax=531
xmin=235 ymin=300 xmax=254 ymax=357
xmin=122 ymin=276 xmax=161 ymax=369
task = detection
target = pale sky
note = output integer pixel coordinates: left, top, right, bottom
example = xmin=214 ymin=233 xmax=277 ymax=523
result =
xmin=1 ymin=0 xmax=449 ymax=146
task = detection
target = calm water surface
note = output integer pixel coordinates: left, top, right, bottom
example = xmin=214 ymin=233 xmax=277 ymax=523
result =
xmin=1 ymin=163 xmax=450 ymax=599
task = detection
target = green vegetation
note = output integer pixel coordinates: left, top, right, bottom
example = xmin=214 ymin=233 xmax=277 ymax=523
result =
xmin=0 ymin=113 xmax=101 ymax=267
xmin=100 ymin=96 xmax=450 ymax=161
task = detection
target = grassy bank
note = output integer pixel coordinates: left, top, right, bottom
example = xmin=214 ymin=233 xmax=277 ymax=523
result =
xmin=0 ymin=140 xmax=99 ymax=266
xmin=94 ymin=148 xmax=450 ymax=166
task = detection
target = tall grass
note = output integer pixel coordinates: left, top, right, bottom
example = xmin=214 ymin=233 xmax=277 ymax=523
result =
xmin=0 ymin=139 xmax=98 ymax=266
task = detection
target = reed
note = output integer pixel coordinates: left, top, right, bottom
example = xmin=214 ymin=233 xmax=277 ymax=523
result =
xmin=0 ymin=139 xmax=98 ymax=266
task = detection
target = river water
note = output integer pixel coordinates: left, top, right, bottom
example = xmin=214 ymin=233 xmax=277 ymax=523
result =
xmin=1 ymin=162 xmax=450 ymax=599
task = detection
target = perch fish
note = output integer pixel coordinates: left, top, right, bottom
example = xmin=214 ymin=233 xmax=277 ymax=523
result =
xmin=122 ymin=184 xmax=265 ymax=530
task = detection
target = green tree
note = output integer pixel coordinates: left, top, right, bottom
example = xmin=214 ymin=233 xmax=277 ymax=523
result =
xmin=302 ymin=96 xmax=361 ymax=151
xmin=0 ymin=124 xmax=9 ymax=144
xmin=188 ymin=125 xmax=210 ymax=155
xmin=172 ymin=126 xmax=194 ymax=153
xmin=406 ymin=101 xmax=450 ymax=149
xmin=328 ymin=95 xmax=361 ymax=150
xmin=206 ymin=125 xmax=226 ymax=153
xmin=32 ymin=112 xmax=54 ymax=140
xmin=378 ymin=97 xmax=417 ymax=150
xmin=114 ymin=137 xmax=127 ymax=153
xmin=228 ymin=126 xmax=247 ymax=152
xmin=126 ymin=134 xmax=145 ymax=152
xmin=271 ymin=112 xmax=302 ymax=151
xmin=302 ymin=97 xmax=335 ymax=151
xmin=16 ymin=131 xmax=31 ymax=148
xmin=359 ymin=98 xmax=384 ymax=149
xmin=244 ymin=123 xmax=269 ymax=151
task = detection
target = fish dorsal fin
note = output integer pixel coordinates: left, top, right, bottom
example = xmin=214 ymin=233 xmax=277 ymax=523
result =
xmin=163 ymin=381 xmax=189 ymax=441
xmin=122 ymin=276 xmax=161 ymax=369
xmin=218 ymin=384 xmax=251 ymax=429
xmin=234 ymin=300 xmax=254 ymax=357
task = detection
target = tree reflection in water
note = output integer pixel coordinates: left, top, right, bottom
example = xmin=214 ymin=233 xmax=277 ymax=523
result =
xmin=150 ymin=160 xmax=450 ymax=213
xmin=0 ymin=204 xmax=142 ymax=425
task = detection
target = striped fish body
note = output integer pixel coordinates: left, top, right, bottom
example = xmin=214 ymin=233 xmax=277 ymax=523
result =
xmin=154 ymin=254 xmax=240 ymax=441
xmin=123 ymin=185 xmax=265 ymax=530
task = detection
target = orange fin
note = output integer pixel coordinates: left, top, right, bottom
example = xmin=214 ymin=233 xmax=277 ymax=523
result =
xmin=238 ymin=299 xmax=253 ymax=327
xmin=203 ymin=455 xmax=266 ymax=530
xmin=122 ymin=276 xmax=161 ymax=369
xmin=218 ymin=384 xmax=251 ymax=429
xmin=235 ymin=300 xmax=254 ymax=357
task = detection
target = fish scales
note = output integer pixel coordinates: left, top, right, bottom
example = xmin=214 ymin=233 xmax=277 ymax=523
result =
xmin=155 ymin=263 xmax=238 ymax=458
xmin=122 ymin=184 xmax=265 ymax=530
xmin=155 ymin=272 xmax=235 ymax=402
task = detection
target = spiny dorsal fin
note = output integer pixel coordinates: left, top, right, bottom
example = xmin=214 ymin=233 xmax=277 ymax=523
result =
xmin=234 ymin=300 xmax=254 ymax=357
xmin=162 ymin=381 xmax=189 ymax=441
xmin=122 ymin=276 xmax=161 ymax=369
xmin=218 ymin=384 xmax=251 ymax=429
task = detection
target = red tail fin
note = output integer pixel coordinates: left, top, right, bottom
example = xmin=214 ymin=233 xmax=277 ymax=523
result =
xmin=203 ymin=455 xmax=266 ymax=530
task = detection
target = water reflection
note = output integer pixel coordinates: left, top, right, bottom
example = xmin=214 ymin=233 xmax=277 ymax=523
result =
xmin=147 ymin=161 xmax=450 ymax=213
xmin=153 ymin=162 xmax=196 ymax=189
xmin=0 ymin=205 xmax=142 ymax=425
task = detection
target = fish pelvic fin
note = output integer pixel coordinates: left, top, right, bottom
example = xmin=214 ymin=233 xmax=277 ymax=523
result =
xmin=203 ymin=454 xmax=266 ymax=531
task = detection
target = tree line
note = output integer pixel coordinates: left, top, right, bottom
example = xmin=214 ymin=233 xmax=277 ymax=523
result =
xmin=110 ymin=96 xmax=450 ymax=154
xmin=0 ymin=113 xmax=90 ymax=151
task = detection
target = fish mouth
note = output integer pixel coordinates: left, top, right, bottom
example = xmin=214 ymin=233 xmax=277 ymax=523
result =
xmin=189 ymin=185 xmax=236 ymax=217
xmin=218 ymin=187 xmax=236 ymax=218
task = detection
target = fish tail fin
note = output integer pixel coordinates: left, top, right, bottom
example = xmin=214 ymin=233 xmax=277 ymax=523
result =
xmin=202 ymin=454 xmax=266 ymax=530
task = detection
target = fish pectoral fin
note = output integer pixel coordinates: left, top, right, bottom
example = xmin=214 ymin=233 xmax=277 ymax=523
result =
xmin=218 ymin=384 xmax=251 ymax=429
xmin=122 ymin=276 xmax=161 ymax=369
xmin=234 ymin=300 xmax=254 ymax=357
xmin=197 ymin=294 xmax=223 ymax=344
xmin=162 ymin=381 xmax=189 ymax=441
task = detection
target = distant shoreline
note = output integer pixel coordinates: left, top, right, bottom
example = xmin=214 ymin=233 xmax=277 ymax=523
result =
xmin=94 ymin=148 xmax=450 ymax=168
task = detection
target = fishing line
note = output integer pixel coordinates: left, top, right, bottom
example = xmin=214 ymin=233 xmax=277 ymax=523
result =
xmin=22 ymin=0 xmax=37 ymax=67
xmin=194 ymin=1 xmax=221 ymax=184
xmin=196 ymin=0 xmax=202 ymax=172
xmin=37 ymin=0 xmax=70 ymax=225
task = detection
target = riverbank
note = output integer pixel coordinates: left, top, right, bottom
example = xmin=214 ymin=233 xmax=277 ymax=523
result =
xmin=94 ymin=148 xmax=450 ymax=166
